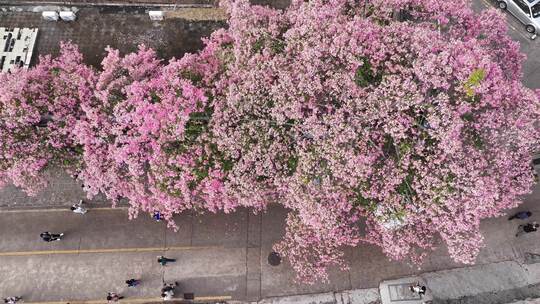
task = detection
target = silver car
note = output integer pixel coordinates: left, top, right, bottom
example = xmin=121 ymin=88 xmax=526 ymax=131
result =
xmin=498 ymin=0 xmax=540 ymax=34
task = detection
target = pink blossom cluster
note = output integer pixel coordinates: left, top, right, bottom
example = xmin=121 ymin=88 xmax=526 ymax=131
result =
xmin=0 ymin=0 xmax=539 ymax=284
xmin=0 ymin=42 xmax=94 ymax=195
xmin=208 ymin=0 xmax=540 ymax=281
xmin=73 ymin=45 xmax=237 ymax=225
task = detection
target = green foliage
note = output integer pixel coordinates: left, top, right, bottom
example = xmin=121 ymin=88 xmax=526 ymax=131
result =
xmin=107 ymin=89 xmax=125 ymax=109
xmin=149 ymin=91 xmax=160 ymax=104
xmin=470 ymin=130 xmax=484 ymax=149
xmin=251 ymin=36 xmax=285 ymax=55
xmin=382 ymin=134 xmax=397 ymax=160
xmin=270 ymin=38 xmax=285 ymax=54
xmin=355 ymin=193 xmax=377 ymax=212
xmin=252 ymin=37 xmax=265 ymax=54
xmin=388 ymin=208 xmax=407 ymax=221
xmin=354 ymin=57 xmax=382 ymax=88
xmin=463 ymin=68 xmax=485 ymax=98
xmin=396 ymin=172 xmax=415 ymax=197
xmin=180 ymin=70 xmax=203 ymax=83
xmin=184 ymin=110 xmax=211 ymax=143
xmin=220 ymin=158 xmax=234 ymax=171
xmin=256 ymin=175 xmax=269 ymax=182
xmin=286 ymin=155 xmax=298 ymax=176
xmin=162 ymin=140 xmax=186 ymax=154
xmin=398 ymin=140 xmax=413 ymax=156
xmin=352 ymin=182 xmax=377 ymax=212
xmin=72 ymin=145 xmax=84 ymax=155
xmin=461 ymin=112 xmax=474 ymax=122
xmin=193 ymin=166 xmax=209 ymax=182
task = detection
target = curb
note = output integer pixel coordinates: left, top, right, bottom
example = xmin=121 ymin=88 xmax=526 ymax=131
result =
xmin=0 ymin=201 xmax=131 ymax=212
xmin=0 ymin=205 xmax=129 ymax=213
xmin=252 ymin=289 xmax=380 ymax=304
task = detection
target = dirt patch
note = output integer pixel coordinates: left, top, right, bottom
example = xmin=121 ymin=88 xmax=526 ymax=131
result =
xmin=165 ymin=7 xmax=226 ymax=21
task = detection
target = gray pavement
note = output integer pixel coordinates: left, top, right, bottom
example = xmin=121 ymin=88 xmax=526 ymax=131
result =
xmin=0 ymin=168 xmax=108 ymax=209
xmin=0 ymin=5 xmax=226 ymax=67
xmin=0 ymin=0 xmax=291 ymax=9
xmin=1 ymin=183 xmax=540 ymax=303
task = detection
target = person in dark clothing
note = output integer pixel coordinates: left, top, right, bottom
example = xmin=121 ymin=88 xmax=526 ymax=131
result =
xmin=106 ymin=292 xmax=124 ymax=303
xmin=509 ymin=211 xmax=532 ymax=220
xmin=516 ymin=222 xmax=540 ymax=237
xmin=161 ymin=281 xmax=178 ymax=291
xmin=409 ymin=283 xmax=426 ymax=295
xmin=40 ymin=232 xmax=64 ymax=242
xmin=161 ymin=282 xmax=178 ymax=300
xmin=153 ymin=211 xmax=162 ymax=222
xmin=4 ymin=296 xmax=21 ymax=304
xmin=125 ymin=279 xmax=141 ymax=287
xmin=157 ymin=256 xmax=176 ymax=266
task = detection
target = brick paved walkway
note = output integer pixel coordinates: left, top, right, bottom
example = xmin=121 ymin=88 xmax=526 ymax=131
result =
xmin=0 ymin=0 xmax=213 ymax=5
xmin=0 ymin=6 xmax=226 ymax=67
xmin=0 ymin=0 xmax=290 ymax=8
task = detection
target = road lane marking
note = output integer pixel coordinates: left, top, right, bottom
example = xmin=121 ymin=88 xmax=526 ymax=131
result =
xmin=24 ymin=295 xmax=232 ymax=304
xmin=0 ymin=245 xmax=221 ymax=257
xmin=0 ymin=206 xmax=129 ymax=213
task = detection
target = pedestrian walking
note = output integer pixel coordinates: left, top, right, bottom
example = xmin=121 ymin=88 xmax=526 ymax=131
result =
xmin=509 ymin=211 xmax=532 ymax=220
xmin=40 ymin=231 xmax=64 ymax=242
xmin=409 ymin=283 xmax=426 ymax=296
xmin=161 ymin=290 xmax=173 ymax=300
xmin=153 ymin=211 xmax=162 ymax=222
xmin=516 ymin=222 xmax=540 ymax=237
xmin=106 ymin=292 xmax=124 ymax=303
xmin=161 ymin=282 xmax=178 ymax=300
xmin=157 ymin=256 xmax=176 ymax=266
xmin=125 ymin=279 xmax=141 ymax=287
xmin=70 ymin=199 xmax=87 ymax=214
xmin=3 ymin=296 xmax=21 ymax=304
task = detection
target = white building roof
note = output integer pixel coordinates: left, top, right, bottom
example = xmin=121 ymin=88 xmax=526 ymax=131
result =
xmin=0 ymin=27 xmax=38 ymax=73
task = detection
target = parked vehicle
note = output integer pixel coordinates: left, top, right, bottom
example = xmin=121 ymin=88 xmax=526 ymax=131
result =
xmin=498 ymin=0 xmax=540 ymax=34
xmin=532 ymin=153 xmax=540 ymax=178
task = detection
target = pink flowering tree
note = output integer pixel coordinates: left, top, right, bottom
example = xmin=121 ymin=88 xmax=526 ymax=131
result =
xmin=74 ymin=45 xmax=238 ymax=224
xmin=0 ymin=42 xmax=95 ymax=195
xmin=1 ymin=0 xmax=539 ymax=285
xmin=206 ymin=0 xmax=540 ymax=282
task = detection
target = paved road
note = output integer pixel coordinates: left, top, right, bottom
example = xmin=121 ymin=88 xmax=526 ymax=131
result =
xmin=473 ymin=0 xmax=540 ymax=89
xmin=1 ymin=183 xmax=540 ymax=303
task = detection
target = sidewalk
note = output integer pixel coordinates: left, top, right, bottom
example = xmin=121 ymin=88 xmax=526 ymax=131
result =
xmin=252 ymin=289 xmax=380 ymax=304
xmin=0 ymin=0 xmax=215 ymax=6
xmin=257 ymin=260 xmax=540 ymax=304
xmin=0 ymin=4 xmax=226 ymax=68
xmin=0 ymin=0 xmax=291 ymax=9
xmin=0 ymin=168 xmax=111 ymax=209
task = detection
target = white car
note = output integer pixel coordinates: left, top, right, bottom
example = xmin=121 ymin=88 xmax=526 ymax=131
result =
xmin=498 ymin=0 xmax=540 ymax=34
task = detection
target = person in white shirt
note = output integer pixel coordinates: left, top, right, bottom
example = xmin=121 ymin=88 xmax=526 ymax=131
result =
xmin=410 ymin=283 xmax=426 ymax=295
xmin=4 ymin=296 xmax=21 ymax=304
xmin=70 ymin=199 xmax=87 ymax=214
